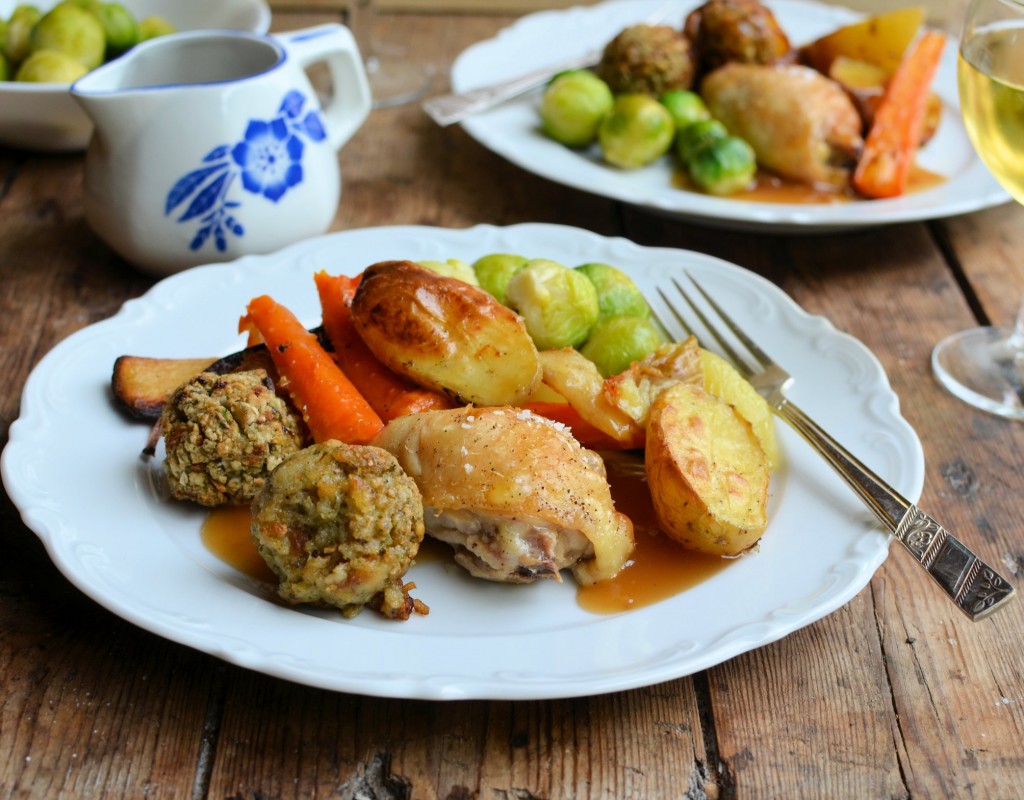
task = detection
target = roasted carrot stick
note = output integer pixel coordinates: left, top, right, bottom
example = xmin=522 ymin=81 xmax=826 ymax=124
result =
xmin=524 ymin=401 xmax=638 ymax=451
xmin=314 ymin=270 xmax=455 ymax=421
xmin=242 ymin=294 xmax=383 ymax=444
xmin=852 ymin=30 xmax=945 ymax=199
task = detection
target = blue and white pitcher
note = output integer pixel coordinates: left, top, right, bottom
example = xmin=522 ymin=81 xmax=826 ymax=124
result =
xmin=72 ymin=24 xmax=371 ymax=276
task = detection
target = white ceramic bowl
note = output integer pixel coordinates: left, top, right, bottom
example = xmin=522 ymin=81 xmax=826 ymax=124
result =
xmin=0 ymin=0 xmax=272 ymax=152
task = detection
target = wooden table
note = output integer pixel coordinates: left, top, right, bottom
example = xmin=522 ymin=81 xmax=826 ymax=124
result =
xmin=3 ymin=6 xmax=1023 ymax=798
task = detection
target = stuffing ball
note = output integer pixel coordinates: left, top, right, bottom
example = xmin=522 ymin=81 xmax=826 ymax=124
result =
xmin=684 ymin=0 xmax=792 ymax=74
xmin=162 ymin=370 xmax=305 ymax=507
xmin=597 ymin=24 xmax=697 ymax=95
xmin=251 ymin=441 xmax=426 ymax=620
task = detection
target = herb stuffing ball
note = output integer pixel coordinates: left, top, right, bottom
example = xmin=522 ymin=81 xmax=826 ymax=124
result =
xmin=684 ymin=0 xmax=792 ymax=73
xmin=250 ymin=441 xmax=427 ymax=620
xmin=161 ymin=370 xmax=305 ymax=507
xmin=597 ymin=24 xmax=697 ymax=96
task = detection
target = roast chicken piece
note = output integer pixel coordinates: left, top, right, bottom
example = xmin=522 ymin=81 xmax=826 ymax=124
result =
xmin=373 ymin=406 xmax=634 ymax=585
xmin=701 ymin=62 xmax=864 ymax=189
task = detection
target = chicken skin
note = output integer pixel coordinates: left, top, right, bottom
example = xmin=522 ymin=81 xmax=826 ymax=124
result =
xmin=373 ymin=406 xmax=634 ymax=585
xmin=701 ymin=62 xmax=864 ymax=189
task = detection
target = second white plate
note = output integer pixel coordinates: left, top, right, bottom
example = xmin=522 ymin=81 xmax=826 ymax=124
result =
xmin=451 ymin=0 xmax=1009 ymax=232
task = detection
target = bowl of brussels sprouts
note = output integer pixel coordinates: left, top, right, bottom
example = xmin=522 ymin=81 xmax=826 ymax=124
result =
xmin=0 ymin=0 xmax=271 ymax=152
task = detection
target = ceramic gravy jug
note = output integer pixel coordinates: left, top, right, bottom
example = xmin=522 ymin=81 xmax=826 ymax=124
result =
xmin=72 ymin=24 xmax=371 ymax=276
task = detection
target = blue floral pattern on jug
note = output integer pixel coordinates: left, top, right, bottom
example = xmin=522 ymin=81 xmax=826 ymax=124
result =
xmin=165 ymin=91 xmax=327 ymax=253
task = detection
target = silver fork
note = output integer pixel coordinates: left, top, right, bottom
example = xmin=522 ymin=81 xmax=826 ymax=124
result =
xmin=422 ymin=49 xmax=602 ymax=127
xmin=422 ymin=2 xmax=679 ymax=127
xmin=657 ymin=275 xmax=1016 ymax=622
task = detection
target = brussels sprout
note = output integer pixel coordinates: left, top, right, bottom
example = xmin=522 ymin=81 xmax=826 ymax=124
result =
xmin=505 ymin=258 xmax=600 ymax=350
xmin=15 ymin=48 xmax=88 ymax=82
xmin=598 ymin=93 xmax=675 ymax=169
xmin=580 ymin=316 xmax=666 ymax=378
xmin=675 ymin=118 xmax=727 ymax=164
xmin=91 ymin=2 xmax=139 ymax=57
xmin=138 ymin=15 xmax=175 ymax=41
xmin=659 ymin=90 xmax=710 ymax=131
xmin=418 ymin=258 xmax=480 ymax=286
xmin=472 ymin=253 xmax=528 ymax=304
xmin=31 ymin=3 xmax=106 ymax=70
xmin=574 ymin=262 xmax=650 ymax=321
xmin=4 ymin=4 xmax=43 ymax=65
xmin=688 ymin=135 xmax=757 ymax=196
xmin=540 ymin=69 xmax=614 ymax=148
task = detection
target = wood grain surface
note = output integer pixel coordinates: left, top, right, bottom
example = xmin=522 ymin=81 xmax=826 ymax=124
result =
xmin=2 ymin=7 xmax=1022 ymax=800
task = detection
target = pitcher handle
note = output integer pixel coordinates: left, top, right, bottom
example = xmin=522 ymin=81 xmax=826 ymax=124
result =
xmin=279 ymin=24 xmax=372 ymax=151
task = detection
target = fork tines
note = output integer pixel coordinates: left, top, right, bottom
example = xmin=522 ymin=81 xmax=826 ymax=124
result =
xmin=655 ymin=275 xmax=763 ymax=381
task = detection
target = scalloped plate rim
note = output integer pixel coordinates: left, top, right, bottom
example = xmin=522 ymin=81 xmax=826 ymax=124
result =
xmin=2 ymin=222 xmax=924 ymax=700
xmin=450 ymin=0 xmax=1011 ymax=233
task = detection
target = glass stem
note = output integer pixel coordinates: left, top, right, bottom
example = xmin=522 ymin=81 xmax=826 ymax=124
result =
xmin=1009 ymin=293 xmax=1024 ymax=350
xmin=347 ymin=0 xmax=379 ymax=70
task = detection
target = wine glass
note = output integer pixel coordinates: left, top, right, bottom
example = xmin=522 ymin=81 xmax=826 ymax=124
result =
xmin=348 ymin=0 xmax=435 ymax=108
xmin=931 ymin=0 xmax=1024 ymax=419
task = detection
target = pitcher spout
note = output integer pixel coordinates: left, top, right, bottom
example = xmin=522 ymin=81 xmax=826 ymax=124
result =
xmin=70 ymin=54 xmax=163 ymax=137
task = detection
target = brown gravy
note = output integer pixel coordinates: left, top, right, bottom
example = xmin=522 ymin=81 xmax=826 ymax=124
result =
xmin=201 ymin=453 xmax=734 ymax=614
xmin=577 ymin=453 xmax=731 ymax=614
xmin=673 ymin=164 xmax=946 ymax=204
xmin=201 ymin=505 xmax=275 ymax=583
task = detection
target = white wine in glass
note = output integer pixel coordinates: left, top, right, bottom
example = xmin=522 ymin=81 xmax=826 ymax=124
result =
xmin=932 ymin=0 xmax=1024 ymax=419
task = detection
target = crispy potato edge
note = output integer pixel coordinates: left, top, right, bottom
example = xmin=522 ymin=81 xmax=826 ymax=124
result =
xmin=644 ymin=382 xmax=770 ymax=557
xmin=111 ymin=355 xmax=215 ymax=421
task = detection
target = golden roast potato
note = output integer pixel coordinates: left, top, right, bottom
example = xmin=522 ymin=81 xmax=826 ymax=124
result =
xmin=645 ymin=382 xmax=770 ymax=556
xmin=698 ymin=347 xmax=778 ymax=470
xmin=538 ymin=339 xmax=704 ymax=448
xmin=538 ymin=347 xmax=644 ymax=446
xmin=350 ymin=261 xmax=541 ymax=406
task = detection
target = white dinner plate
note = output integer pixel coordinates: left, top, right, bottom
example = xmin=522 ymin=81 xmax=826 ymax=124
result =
xmin=450 ymin=0 xmax=1009 ymax=232
xmin=2 ymin=223 xmax=923 ymax=700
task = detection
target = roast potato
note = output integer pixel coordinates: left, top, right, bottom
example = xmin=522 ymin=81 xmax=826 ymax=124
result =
xmin=538 ymin=347 xmax=644 ymax=446
xmin=538 ymin=339 xmax=704 ymax=448
xmin=800 ymin=6 xmax=925 ymax=77
xmin=350 ymin=260 xmax=541 ymax=406
xmin=828 ymin=56 xmax=942 ymax=147
xmin=645 ymin=382 xmax=769 ymax=556
xmin=698 ymin=348 xmax=778 ymax=470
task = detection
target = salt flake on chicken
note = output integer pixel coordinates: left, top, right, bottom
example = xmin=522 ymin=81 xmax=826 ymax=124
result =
xmin=373 ymin=406 xmax=634 ymax=585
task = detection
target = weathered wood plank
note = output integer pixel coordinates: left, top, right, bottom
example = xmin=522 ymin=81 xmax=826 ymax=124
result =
xmin=621 ymin=209 xmax=1024 ymax=798
xmin=334 ymin=13 xmax=622 ymax=235
xmin=0 ymin=149 xmax=214 ymax=798
xmin=205 ymin=677 xmax=711 ymax=798
xmin=779 ymin=220 xmax=1024 ymax=799
xmin=2 ymin=7 xmax=1022 ymax=800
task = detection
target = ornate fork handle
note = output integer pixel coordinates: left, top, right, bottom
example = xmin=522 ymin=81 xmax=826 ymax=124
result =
xmin=777 ymin=398 xmax=1015 ymax=621
xmin=422 ymin=49 xmax=601 ymax=127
